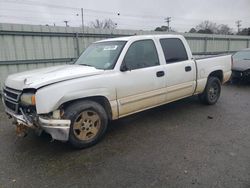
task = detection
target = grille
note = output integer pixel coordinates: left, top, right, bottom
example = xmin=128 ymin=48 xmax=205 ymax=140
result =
xmin=4 ymin=89 xmax=19 ymax=100
xmin=3 ymin=87 xmax=22 ymax=113
xmin=4 ymin=99 xmax=18 ymax=112
xmin=245 ymin=70 xmax=250 ymax=76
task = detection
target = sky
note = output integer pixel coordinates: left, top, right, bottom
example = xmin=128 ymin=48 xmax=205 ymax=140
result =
xmin=0 ymin=0 xmax=250 ymax=32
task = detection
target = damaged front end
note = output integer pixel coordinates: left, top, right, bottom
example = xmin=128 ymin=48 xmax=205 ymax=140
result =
xmin=2 ymin=87 xmax=71 ymax=141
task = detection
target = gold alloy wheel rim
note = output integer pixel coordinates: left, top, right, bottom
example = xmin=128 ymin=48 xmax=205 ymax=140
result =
xmin=73 ymin=110 xmax=101 ymax=141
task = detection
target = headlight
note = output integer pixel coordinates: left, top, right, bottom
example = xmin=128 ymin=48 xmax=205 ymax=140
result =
xmin=20 ymin=93 xmax=36 ymax=105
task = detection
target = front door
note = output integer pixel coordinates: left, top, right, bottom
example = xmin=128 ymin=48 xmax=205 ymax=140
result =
xmin=116 ymin=39 xmax=166 ymax=117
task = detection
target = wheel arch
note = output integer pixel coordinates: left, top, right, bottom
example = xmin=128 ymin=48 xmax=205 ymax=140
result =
xmin=208 ymin=70 xmax=223 ymax=82
xmin=61 ymin=96 xmax=113 ymax=120
xmin=196 ymin=69 xmax=223 ymax=94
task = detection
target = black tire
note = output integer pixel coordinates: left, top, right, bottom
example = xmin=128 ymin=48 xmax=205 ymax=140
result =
xmin=198 ymin=77 xmax=221 ymax=105
xmin=63 ymin=100 xmax=108 ymax=149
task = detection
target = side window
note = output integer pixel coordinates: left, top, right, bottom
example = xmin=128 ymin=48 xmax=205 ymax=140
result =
xmin=123 ymin=40 xmax=159 ymax=70
xmin=160 ymin=38 xmax=188 ymax=64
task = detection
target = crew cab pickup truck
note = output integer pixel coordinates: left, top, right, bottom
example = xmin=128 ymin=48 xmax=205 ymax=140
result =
xmin=2 ymin=35 xmax=232 ymax=148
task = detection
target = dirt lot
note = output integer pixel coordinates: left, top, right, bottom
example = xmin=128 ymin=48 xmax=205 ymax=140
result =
xmin=0 ymin=84 xmax=250 ymax=188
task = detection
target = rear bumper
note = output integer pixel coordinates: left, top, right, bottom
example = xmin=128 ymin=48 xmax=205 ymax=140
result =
xmin=5 ymin=108 xmax=71 ymax=141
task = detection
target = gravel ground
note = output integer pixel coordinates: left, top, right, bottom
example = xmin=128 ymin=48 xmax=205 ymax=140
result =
xmin=0 ymin=83 xmax=250 ymax=188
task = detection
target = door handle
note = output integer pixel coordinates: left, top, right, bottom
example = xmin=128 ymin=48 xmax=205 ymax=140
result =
xmin=185 ymin=66 xmax=192 ymax=72
xmin=156 ymin=71 xmax=165 ymax=77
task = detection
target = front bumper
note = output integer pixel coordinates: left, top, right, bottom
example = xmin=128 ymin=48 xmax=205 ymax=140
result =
xmin=232 ymin=70 xmax=250 ymax=80
xmin=38 ymin=117 xmax=71 ymax=141
xmin=5 ymin=108 xmax=71 ymax=141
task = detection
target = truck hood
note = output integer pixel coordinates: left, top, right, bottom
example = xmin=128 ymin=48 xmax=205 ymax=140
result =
xmin=5 ymin=65 xmax=104 ymax=90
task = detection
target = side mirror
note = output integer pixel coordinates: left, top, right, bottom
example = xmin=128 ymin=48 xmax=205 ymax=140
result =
xmin=120 ymin=63 xmax=129 ymax=72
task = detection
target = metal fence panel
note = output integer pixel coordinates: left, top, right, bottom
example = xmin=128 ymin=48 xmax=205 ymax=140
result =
xmin=186 ymin=38 xmax=206 ymax=54
xmin=207 ymin=39 xmax=229 ymax=52
xmin=230 ymin=40 xmax=248 ymax=51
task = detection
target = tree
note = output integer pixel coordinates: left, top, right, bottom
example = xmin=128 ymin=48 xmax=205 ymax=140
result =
xmin=90 ymin=19 xmax=117 ymax=29
xmin=193 ymin=20 xmax=233 ymax=35
xmin=197 ymin=28 xmax=213 ymax=34
xmin=189 ymin=28 xmax=197 ymax=33
xmin=154 ymin=25 xmax=169 ymax=31
xmin=154 ymin=25 xmax=177 ymax=32
xmin=155 ymin=27 xmax=163 ymax=31
xmin=217 ymin=24 xmax=232 ymax=35
xmin=196 ymin=20 xmax=218 ymax=34
xmin=238 ymin=28 xmax=250 ymax=35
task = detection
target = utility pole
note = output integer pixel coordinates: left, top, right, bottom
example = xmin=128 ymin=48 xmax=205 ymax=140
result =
xmin=165 ymin=17 xmax=171 ymax=32
xmin=81 ymin=8 xmax=84 ymax=33
xmin=64 ymin=20 xmax=69 ymax=27
xmin=236 ymin=20 xmax=242 ymax=33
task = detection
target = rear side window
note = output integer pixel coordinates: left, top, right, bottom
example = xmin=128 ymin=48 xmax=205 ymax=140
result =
xmin=160 ymin=38 xmax=188 ymax=63
xmin=123 ymin=40 xmax=159 ymax=70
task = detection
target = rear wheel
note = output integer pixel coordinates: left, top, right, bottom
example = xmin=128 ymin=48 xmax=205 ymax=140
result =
xmin=199 ymin=77 xmax=221 ymax=105
xmin=63 ymin=100 xmax=108 ymax=149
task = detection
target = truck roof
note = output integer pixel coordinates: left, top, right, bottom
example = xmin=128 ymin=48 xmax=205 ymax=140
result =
xmin=96 ymin=34 xmax=184 ymax=43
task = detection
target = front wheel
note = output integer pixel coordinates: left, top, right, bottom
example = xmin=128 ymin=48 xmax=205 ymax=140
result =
xmin=199 ymin=77 xmax=221 ymax=105
xmin=63 ymin=100 xmax=108 ymax=149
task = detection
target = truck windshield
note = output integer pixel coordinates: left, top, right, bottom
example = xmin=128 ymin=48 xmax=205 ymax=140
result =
xmin=75 ymin=41 xmax=126 ymax=69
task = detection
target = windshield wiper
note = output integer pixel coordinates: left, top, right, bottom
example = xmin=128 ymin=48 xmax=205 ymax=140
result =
xmin=79 ymin=64 xmax=94 ymax=67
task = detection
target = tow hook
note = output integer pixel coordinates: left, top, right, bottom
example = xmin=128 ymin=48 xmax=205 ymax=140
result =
xmin=15 ymin=123 xmax=28 ymax=138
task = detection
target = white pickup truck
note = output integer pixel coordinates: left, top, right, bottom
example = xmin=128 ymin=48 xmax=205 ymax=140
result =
xmin=2 ymin=35 xmax=232 ymax=148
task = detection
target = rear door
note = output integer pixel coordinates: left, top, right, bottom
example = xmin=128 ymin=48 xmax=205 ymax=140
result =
xmin=159 ymin=38 xmax=196 ymax=102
